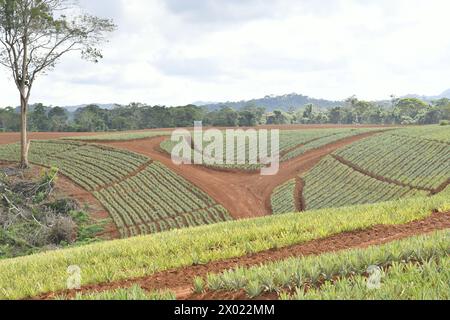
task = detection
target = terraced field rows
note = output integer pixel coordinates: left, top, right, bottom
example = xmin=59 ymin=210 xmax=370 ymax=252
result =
xmin=200 ymin=230 xmax=449 ymax=300
xmin=0 ymin=141 xmax=233 ymax=238
xmin=303 ymin=156 xmax=428 ymax=210
xmin=391 ymin=126 xmax=450 ymax=143
xmin=95 ymin=163 xmax=231 ymax=237
xmin=271 ymin=179 xmax=297 ymax=214
xmin=279 ymin=129 xmax=382 ymax=162
xmin=161 ymin=128 xmax=381 ymax=171
xmin=269 ymin=126 xmax=450 ymax=214
xmin=335 ymin=133 xmax=450 ymax=191
xmin=1 ymin=190 xmax=448 ymax=300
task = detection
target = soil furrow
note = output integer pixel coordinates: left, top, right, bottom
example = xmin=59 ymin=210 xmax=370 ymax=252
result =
xmin=94 ymin=160 xmax=154 ymax=192
xmin=294 ymin=177 xmax=305 ymax=212
xmin=35 ymin=211 xmax=450 ymax=300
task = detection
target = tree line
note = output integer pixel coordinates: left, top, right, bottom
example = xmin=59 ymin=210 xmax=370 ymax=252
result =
xmin=1 ymin=96 xmax=449 ymax=133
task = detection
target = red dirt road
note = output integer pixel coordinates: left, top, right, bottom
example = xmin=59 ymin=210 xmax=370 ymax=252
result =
xmin=0 ymin=125 xmax=391 ymax=145
xmin=0 ymin=132 xmax=105 ymax=145
xmin=104 ymin=131 xmax=382 ymax=219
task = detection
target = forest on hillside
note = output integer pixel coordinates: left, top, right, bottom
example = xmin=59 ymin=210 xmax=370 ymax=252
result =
xmin=1 ymin=97 xmax=449 ymax=132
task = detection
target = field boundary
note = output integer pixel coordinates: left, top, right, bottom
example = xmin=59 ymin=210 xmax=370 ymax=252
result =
xmin=389 ymin=133 xmax=450 ymax=146
xmin=102 ymin=131 xmax=385 ymax=219
xmin=295 ymin=177 xmax=305 ymax=212
xmin=35 ymin=211 xmax=450 ymax=300
xmin=94 ymin=160 xmax=154 ymax=192
xmin=331 ymin=154 xmax=436 ymax=194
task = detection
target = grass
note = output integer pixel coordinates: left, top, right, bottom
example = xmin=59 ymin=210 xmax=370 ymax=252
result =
xmin=0 ymin=189 xmax=448 ymax=300
xmin=63 ymin=131 xmax=171 ymax=141
xmin=284 ymin=257 xmax=449 ymax=300
xmin=58 ymin=285 xmax=176 ymax=300
xmin=203 ymin=230 xmax=449 ymax=299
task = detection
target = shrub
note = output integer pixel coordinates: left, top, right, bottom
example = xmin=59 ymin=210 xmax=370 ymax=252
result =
xmin=440 ymin=120 xmax=449 ymax=126
xmin=193 ymin=277 xmax=205 ymax=294
xmin=46 ymin=216 xmax=77 ymax=245
xmin=245 ymin=280 xmax=263 ymax=298
xmin=46 ymin=199 xmax=80 ymax=214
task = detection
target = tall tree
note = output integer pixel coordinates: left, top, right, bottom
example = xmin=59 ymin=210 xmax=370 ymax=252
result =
xmin=0 ymin=0 xmax=115 ymax=167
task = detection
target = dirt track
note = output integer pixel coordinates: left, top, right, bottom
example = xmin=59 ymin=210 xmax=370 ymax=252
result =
xmin=36 ymin=211 xmax=450 ymax=300
xmin=0 ymin=125 xmax=391 ymax=146
xmin=104 ymin=131 xmax=381 ymax=219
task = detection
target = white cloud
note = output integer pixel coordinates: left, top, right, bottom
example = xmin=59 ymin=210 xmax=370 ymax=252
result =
xmin=1 ymin=0 xmax=450 ymax=107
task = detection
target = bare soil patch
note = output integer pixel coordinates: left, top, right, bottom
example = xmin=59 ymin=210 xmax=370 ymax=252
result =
xmin=295 ymin=177 xmax=306 ymax=212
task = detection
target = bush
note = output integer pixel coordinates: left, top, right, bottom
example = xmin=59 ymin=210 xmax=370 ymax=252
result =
xmin=46 ymin=199 xmax=80 ymax=214
xmin=193 ymin=277 xmax=205 ymax=294
xmin=46 ymin=216 xmax=77 ymax=245
xmin=440 ymin=120 xmax=449 ymax=126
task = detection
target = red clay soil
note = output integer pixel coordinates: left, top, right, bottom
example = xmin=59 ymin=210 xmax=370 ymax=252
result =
xmin=0 ymin=132 xmax=104 ymax=145
xmin=55 ymin=176 xmax=119 ymax=239
xmin=295 ymin=177 xmax=306 ymax=212
xmin=36 ymin=211 xmax=450 ymax=300
xmin=103 ymin=131 xmax=382 ymax=219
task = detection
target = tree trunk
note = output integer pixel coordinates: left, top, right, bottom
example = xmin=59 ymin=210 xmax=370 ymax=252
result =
xmin=20 ymin=93 xmax=30 ymax=169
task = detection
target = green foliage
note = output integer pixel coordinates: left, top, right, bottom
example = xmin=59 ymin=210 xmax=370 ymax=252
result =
xmin=64 ymin=131 xmax=171 ymax=141
xmin=286 ymin=258 xmax=449 ymax=300
xmin=0 ymin=168 xmax=103 ymax=259
xmin=95 ymin=162 xmax=233 ymax=237
xmin=392 ymin=125 xmax=450 ymax=143
xmin=245 ymin=280 xmax=264 ymax=298
xmin=280 ymin=128 xmax=379 ymax=162
xmin=161 ymin=128 xmax=381 ymax=171
xmin=0 ymin=140 xmax=233 ymax=238
xmin=303 ymin=156 xmax=428 ymax=210
xmin=193 ymin=277 xmax=205 ymax=294
xmin=0 ymin=191 xmax=448 ymax=299
xmin=271 ymin=179 xmax=297 ymax=214
xmin=203 ymin=230 xmax=449 ymax=298
xmin=277 ymin=126 xmax=450 ymax=211
xmin=0 ymin=107 xmax=20 ymax=131
xmin=335 ymin=129 xmax=449 ymax=190
xmin=61 ymin=285 xmax=176 ymax=301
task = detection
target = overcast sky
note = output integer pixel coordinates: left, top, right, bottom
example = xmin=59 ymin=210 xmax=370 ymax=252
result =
xmin=1 ymin=0 xmax=450 ymax=107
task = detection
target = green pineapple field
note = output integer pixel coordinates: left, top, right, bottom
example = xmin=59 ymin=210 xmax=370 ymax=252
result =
xmin=0 ymin=125 xmax=448 ymax=301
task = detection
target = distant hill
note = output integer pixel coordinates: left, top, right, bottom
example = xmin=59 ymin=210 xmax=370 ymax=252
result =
xmin=62 ymin=103 xmax=118 ymax=112
xmin=403 ymin=88 xmax=450 ymax=101
xmin=201 ymin=93 xmax=343 ymax=112
xmin=8 ymin=89 xmax=446 ymax=113
xmin=439 ymin=88 xmax=450 ymax=99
